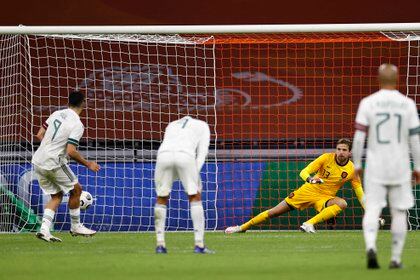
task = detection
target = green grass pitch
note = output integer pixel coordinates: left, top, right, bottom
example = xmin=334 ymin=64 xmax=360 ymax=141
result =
xmin=0 ymin=231 xmax=419 ymax=280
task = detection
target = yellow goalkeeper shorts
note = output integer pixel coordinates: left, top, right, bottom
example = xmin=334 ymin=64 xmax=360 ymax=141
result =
xmin=284 ymin=185 xmax=335 ymax=212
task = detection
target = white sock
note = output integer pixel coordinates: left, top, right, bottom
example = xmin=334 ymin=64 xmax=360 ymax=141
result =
xmin=41 ymin=208 xmax=55 ymax=233
xmin=69 ymin=208 xmax=80 ymax=227
xmin=190 ymin=201 xmax=205 ymax=248
xmin=154 ymin=204 xmax=167 ymax=247
xmin=390 ymin=208 xmax=407 ymax=264
xmin=362 ymin=206 xmax=382 ymax=252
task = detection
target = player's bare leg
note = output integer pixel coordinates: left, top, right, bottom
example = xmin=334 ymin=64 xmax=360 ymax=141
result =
xmin=225 ymin=200 xmax=291 ymax=234
xmin=155 ymin=196 xmax=169 ymax=254
xmin=69 ymin=183 xmax=96 ymax=237
xmin=301 ymin=197 xmax=346 ymax=233
xmin=36 ymin=192 xmax=63 ymax=242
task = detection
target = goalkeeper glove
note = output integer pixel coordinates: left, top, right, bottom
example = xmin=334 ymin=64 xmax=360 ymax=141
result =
xmin=306 ymin=176 xmax=324 ymax=184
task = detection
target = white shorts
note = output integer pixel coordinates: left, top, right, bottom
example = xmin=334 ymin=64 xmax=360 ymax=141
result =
xmin=154 ymin=151 xmax=201 ymax=197
xmin=364 ymin=179 xmax=414 ymax=210
xmin=34 ymin=165 xmax=78 ymax=195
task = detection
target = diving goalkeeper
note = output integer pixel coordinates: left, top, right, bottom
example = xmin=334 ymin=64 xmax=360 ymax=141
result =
xmin=225 ymin=138 xmax=370 ymax=234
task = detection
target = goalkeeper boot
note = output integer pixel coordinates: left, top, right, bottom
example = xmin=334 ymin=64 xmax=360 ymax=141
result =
xmin=300 ymin=222 xmax=316 ymax=233
xmin=155 ymin=245 xmax=167 ymax=254
xmin=389 ymin=260 xmax=403 ymax=269
xmin=367 ymin=249 xmax=380 ymax=269
xmin=70 ymin=223 xmax=96 ymax=237
xmin=36 ymin=229 xmax=62 ymax=243
xmin=194 ymin=246 xmax=215 ymax=254
xmin=224 ymin=225 xmax=245 ymax=234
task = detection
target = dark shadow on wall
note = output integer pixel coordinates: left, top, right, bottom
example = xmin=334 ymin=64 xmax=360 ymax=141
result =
xmin=1 ymin=0 xmax=420 ymax=25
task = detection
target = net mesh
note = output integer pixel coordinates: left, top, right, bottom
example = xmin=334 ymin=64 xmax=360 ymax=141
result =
xmin=0 ymin=31 xmax=418 ymax=232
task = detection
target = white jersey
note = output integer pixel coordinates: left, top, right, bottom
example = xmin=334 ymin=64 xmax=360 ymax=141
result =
xmin=32 ymin=108 xmax=84 ymax=170
xmin=355 ymin=89 xmax=419 ymax=184
xmin=158 ymin=116 xmax=210 ymax=170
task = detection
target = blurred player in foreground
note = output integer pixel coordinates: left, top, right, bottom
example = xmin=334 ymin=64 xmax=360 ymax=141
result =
xmin=225 ymin=138 xmax=371 ymax=234
xmin=154 ymin=116 xmax=213 ymax=254
xmin=32 ymin=91 xmax=100 ymax=242
xmin=353 ymin=64 xmax=420 ymax=269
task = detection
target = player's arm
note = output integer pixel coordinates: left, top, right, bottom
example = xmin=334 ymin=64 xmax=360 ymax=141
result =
xmin=67 ymin=144 xmax=88 ymax=166
xmin=410 ymin=132 xmax=420 ymax=183
xmin=299 ymin=154 xmax=327 ymax=184
xmin=67 ymin=144 xmax=100 ymax=172
xmin=350 ymin=174 xmax=365 ymax=209
xmin=408 ymin=101 xmax=420 ymax=183
xmin=67 ymin=124 xmax=100 ymax=172
xmin=35 ymin=121 xmax=49 ymax=141
xmin=35 ymin=127 xmax=46 ymax=141
xmin=196 ymin=123 xmax=211 ymax=172
xmin=351 ymin=169 xmax=384 ymax=225
xmin=352 ymin=99 xmax=369 ymax=177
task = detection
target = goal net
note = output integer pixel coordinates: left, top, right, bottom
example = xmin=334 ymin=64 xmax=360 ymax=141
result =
xmin=0 ymin=28 xmax=419 ymax=232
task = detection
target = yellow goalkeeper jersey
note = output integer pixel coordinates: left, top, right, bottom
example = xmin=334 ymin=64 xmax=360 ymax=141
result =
xmin=299 ymin=153 xmax=362 ymax=197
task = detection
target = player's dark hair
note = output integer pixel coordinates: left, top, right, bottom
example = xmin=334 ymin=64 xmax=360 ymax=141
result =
xmin=68 ymin=91 xmax=85 ymax=108
xmin=337 ymin=138 xmax=352 ymax=151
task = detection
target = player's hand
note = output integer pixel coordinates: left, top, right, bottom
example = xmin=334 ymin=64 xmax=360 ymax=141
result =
xmin=413 ymin=170 xmax=420 ymax=184
xmin=87 ymin=161 xmax=101 ymax=172
xmin=306 ymin=176 xmax=324 ymax=184
xmin=378 ymin=217 xmax=385 ymax=227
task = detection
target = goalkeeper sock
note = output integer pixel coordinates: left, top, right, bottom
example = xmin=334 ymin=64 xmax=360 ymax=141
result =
xmin=41 ymin=208 xmax=55 ymax=232
xmin=240 ymin=210 xmax=270 ymax=231
xmin=154 ymin=204 xmax=167 ymax=247
xmin=190 ymin=201 xmax=205 ymax=248
xmin=363 ymin=206 xmax=381 ymax=252
xmin=306 ymin=204 xmax=342 ymax=225
xmin=390 ymin=208 xmax=407 ymax=263
xmin=69 ymin=208 xmax=81 ymax=227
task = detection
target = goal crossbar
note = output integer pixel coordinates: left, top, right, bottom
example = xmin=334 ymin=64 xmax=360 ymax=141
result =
xmin=0 ymin=23 xmax=420 ymax=34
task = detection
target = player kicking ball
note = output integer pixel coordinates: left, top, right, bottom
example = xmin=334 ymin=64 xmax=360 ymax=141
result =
xmin=225 ymin=138 xmax=381 ymax=234
xmin=32 ymin=91 xmax=100 ymax=242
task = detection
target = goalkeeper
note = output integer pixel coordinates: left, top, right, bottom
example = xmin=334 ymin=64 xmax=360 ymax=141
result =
xmin=226 ymin=138 xmax=369 ymax=234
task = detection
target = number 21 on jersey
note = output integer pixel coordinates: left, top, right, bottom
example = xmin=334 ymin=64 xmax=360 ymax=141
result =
xmin=375 ymin=113 xmax=401 ymax=144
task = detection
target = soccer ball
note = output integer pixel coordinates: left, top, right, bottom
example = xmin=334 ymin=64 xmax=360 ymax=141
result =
xmin=379 ymin=217 xmax=385 ymax=227
xmin=80 ymin=191 xmax=93 ymax=210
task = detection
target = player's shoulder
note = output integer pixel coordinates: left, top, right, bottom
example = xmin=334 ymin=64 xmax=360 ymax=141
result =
xmin=346 ymin=158 xmax=355 ymax=169
xmin=360 ymin=90 xmax=382 ymax=104
xmin=319 ymin=152 xmax=334 ymax=161
xmin=193 ymin=118 xmax=209 ymax=128
xmin=64 ymin=108 xmax=84 ymax=129
xmin=75 ymin=117 xmax=84 ymax=129
xmin=182 ymin=116 xmax=209 ymax=127
xmin=384 ymin=91 xmax=416 ymax=112
xmin=401 ymin=94 xmax=417 ymax=108
xmin=47 ymin=108 xmax=66 ymax=121
xmin=50 ymin=108 xmax=65 ymax=116
xmin=391 ymin=90 xmax=414 ymax=102
xmin=344 ymin=160 xmax=358 ymax=178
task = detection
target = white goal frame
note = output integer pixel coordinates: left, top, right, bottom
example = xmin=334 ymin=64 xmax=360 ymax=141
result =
xmin=0 ymin=23 xmax=419 ymax=232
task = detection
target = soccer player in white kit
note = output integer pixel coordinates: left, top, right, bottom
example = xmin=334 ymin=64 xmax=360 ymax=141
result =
xmin=154 ymin=116 xmax=213 ymax=254
xmin=32 ymin=91 xmax=100 ymax=242
xmin=353 ymin=64 xmax=420 ymax=269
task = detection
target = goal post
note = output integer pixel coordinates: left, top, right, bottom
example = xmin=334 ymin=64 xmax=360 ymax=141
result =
xmin=0 ymin=24 xmax=419 ymax=232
